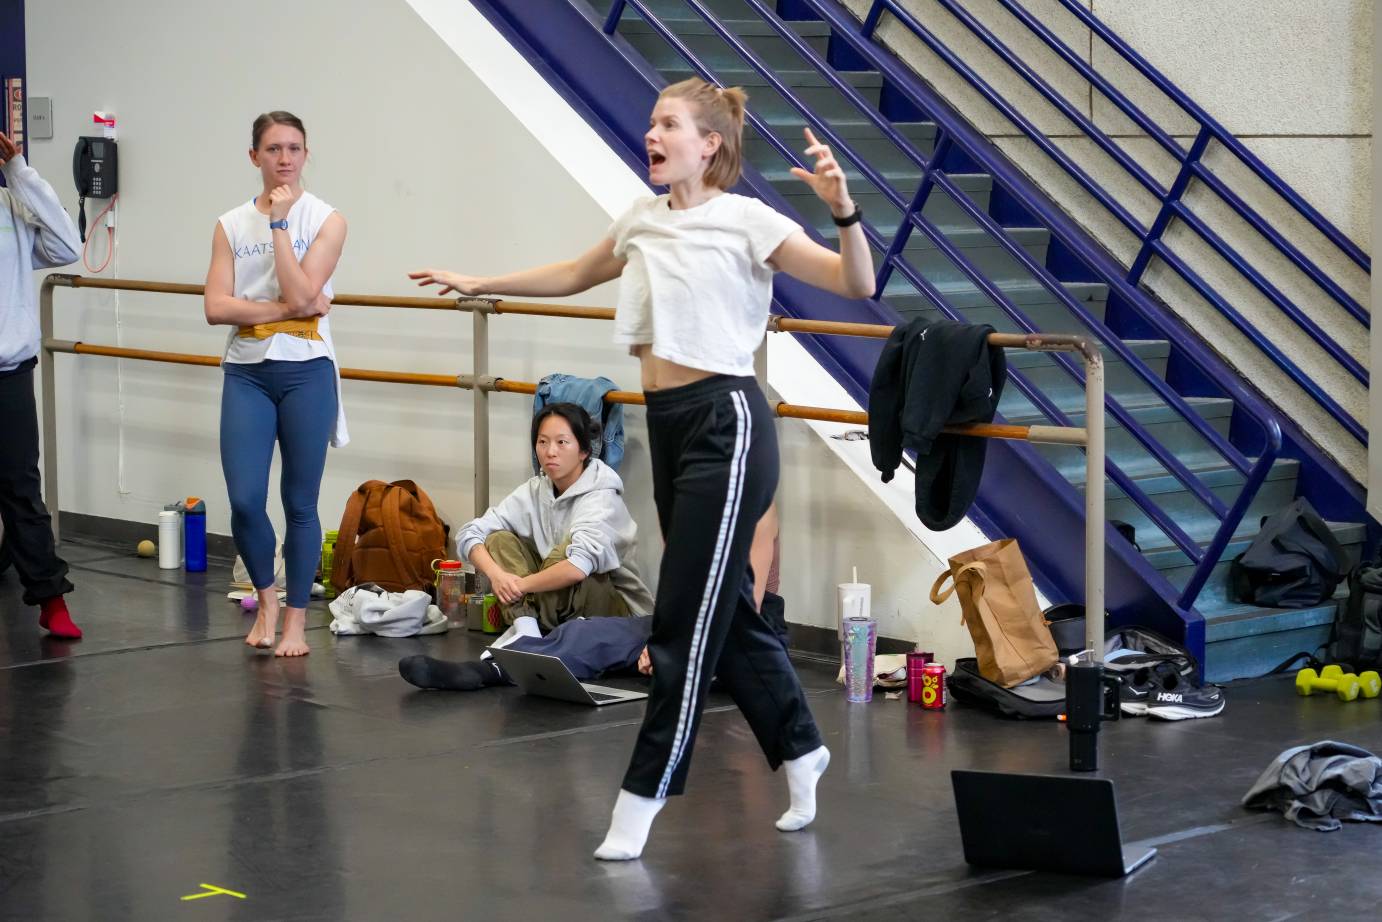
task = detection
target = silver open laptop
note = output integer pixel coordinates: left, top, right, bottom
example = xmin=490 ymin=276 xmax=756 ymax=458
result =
xmin=951 ymin=770 xmax=1156 ymax=877
xmin=490 ymin=647 xmax=649 ymax=707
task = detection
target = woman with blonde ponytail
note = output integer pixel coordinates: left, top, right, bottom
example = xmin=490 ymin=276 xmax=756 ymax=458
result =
xmin=411 ymin=77 xmax=874 ymax=860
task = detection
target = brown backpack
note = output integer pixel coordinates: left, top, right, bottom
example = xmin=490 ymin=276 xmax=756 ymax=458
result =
xmin=332 ymin=480 xmax=447 ymax=593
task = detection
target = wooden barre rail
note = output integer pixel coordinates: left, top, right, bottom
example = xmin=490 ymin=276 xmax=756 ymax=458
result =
xmin=49 ymin=341 xmax=1088 ymax=445
xmin=46 ymin=274 xmax=1096 ymax=357
xmin=40 ymin=272 xmax=1107 ymax=661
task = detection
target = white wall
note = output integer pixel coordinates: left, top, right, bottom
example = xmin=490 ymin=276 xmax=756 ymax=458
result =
xmin=25 ymin=0 xmax=986 ymax=661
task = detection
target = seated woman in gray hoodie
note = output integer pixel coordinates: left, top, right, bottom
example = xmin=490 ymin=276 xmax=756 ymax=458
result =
xmin=400 ymin=402 xmax=652 ymax=691
xmin=464 ymin=401 xmax=653 ymax=632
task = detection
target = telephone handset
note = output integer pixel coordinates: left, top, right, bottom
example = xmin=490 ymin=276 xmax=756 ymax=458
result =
xmin=72 ymin=136 xmax=118 ymax=241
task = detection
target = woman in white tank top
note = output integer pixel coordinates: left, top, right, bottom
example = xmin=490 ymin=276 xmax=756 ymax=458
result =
xmin=204 ymin=111 xmax=348 ymax=658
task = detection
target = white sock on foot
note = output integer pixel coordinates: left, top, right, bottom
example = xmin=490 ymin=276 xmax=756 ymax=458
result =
xmin=776 ymin=745 xmax=830 ymax=831
xmin=513 ymin=615 xmax=541 ymax=638
xmin=594 ymin=788 xmax=666 ymax=860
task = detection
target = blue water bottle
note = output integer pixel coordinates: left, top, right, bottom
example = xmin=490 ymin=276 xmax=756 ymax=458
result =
xmin=183 ymin=496 xmax=207 ymax=572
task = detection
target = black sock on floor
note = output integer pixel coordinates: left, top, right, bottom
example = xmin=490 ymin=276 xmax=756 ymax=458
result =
xmin=486 ymin=659 xmax=511 ymax=685
xmin=399 ymin=656 xmax=507 ymax=691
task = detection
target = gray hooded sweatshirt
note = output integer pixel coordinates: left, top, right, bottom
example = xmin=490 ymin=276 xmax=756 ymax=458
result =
xmin=457 ymin=459 xmax=654 ymax=616
xmin=1 ymin=156 xmax=81 ymax=371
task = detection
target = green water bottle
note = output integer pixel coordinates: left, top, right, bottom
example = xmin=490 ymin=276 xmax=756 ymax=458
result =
xmin=321 ymin=530 xmax=339 ymax=599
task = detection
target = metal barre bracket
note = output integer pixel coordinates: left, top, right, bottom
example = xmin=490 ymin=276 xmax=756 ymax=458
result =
xmin=456 ymin=297 xmax=499 ymax=314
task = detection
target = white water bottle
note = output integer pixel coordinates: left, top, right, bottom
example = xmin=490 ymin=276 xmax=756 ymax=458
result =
xmin=158 ymin=509 xmax=182 ymax=569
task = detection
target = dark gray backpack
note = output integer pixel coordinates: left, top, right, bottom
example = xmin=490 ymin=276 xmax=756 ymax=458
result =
xmin=1328 ymin=561 xmax=1382 ymax=672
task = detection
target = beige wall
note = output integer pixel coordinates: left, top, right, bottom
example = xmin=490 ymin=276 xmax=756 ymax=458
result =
xmin=24 ymin=0 xmax=981 ymax=660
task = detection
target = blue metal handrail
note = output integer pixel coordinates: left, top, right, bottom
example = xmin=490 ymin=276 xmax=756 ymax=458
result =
xmin=931 ymin=0 xmax=1166 ymax=200
xmin=1054 ymin=0 xmax=1370 ymax=275
xmin=1190 ymin=163 xmax=1366 ymax=325
xmin=691 ymin=0 xmax=1258 ymax=495
xmin=732 ymin=0 xmax=1255 ymax=494
xmin=598 ymin=0 xmax=1283 ymax=610
xmin=1000 ymin=0 xmax=1367 ymax=324
xmin=1169 ymin=201 xmax=1367 ymax=383
xmin=861 ymin=0 xmax=1148 ymax=238
xmin=856 ymin=0 xmax=1368 ymax=441
xmin=901 ymin=201 xmax=1229 ymax=526
xmin=884 ymin=232 xmax=1211 ymax=564
xmin=1145 ymin=238 xmax=1366 ymax=441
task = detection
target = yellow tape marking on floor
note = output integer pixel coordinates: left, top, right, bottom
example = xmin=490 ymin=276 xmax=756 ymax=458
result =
xmin=180 ymin=883 xmax=247 ymax=901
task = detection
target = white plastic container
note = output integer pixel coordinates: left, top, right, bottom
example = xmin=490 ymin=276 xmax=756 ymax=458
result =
xmin=158 ymin=509 xmax=182 ymax=569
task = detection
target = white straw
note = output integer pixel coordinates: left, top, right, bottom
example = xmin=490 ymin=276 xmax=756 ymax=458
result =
xmin=853 ymin=565 xmax=858 ymax=584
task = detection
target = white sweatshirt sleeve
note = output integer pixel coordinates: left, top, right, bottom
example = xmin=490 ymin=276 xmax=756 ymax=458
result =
xmin=563 ymin=489 xmax=634 ymax=577
xmin=2 ymin=156 xmax=80 ymax=269
xmin=457 ymin=484 xmax=533 ymax=563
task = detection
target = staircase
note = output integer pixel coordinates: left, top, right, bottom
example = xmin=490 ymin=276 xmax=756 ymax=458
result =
xmin=468 ymin=0 xmax=1373 ymax=681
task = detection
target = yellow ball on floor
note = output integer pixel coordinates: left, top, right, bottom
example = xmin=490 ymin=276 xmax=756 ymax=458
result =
xmin=137 ymin=539 xmax=157 ymax=558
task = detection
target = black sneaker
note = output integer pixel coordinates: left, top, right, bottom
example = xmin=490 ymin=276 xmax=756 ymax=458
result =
xmin=1117 ymin=665 xmax=1161 ymax=716
xmin=1146 ymin=670 xmax=1225 ymax=721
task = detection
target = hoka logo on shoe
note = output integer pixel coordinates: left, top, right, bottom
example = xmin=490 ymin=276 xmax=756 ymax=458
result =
xmin=1156 ymin=692 xmax=1183 ymax=703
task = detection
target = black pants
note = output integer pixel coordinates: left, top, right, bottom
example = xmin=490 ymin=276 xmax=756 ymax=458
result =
xmin=0 ymin=360 xmax=72 ymax=606
xmin=623 ymin=376 xmax=822 ymax=799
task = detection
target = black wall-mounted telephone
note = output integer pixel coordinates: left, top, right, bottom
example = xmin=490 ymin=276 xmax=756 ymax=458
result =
xmin=72 ymin=136 xmax=118 ymax=241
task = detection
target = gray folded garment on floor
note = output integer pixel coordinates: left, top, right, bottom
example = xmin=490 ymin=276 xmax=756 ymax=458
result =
xmin=1242 ymin=740 xmax=1382 ymax=831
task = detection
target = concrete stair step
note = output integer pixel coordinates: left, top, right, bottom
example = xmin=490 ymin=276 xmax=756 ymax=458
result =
xmin=620 ymin=15 xmax=830 ymax=70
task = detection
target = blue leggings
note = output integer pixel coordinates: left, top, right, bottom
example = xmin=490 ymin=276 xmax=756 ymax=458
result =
xmin=220 ymin=358 xmax=337 ymax=608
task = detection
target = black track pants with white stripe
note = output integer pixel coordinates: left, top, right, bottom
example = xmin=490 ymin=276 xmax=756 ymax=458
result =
xmin=623 ymin=375 xmax=823 ymax=799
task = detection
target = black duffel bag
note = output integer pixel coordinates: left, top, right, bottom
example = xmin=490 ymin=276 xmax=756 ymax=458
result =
xmin=1228 ymin=497 xmax=1349 ymax=609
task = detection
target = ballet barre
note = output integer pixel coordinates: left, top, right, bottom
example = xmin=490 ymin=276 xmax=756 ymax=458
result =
xmin=39 ymin=273 xmax=1106 ymax=658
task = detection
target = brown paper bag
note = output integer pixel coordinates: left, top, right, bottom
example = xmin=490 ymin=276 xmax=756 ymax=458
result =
xmin=930 ymin=539 xmax=1059 ymax=687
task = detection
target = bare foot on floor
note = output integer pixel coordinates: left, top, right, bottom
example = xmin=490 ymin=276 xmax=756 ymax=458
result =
xmin=245 ymin=589 xmax=280 ymax=650
xmin=275 ymin=608 xmax=310 ymax=657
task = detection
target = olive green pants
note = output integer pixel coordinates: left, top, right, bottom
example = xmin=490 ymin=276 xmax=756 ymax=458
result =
xmin=484 ymin=531 xmax=632 ymax=632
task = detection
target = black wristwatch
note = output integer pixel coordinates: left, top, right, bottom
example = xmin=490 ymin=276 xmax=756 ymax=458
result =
xmin=831 ymin=203 xmax=863 ymax=228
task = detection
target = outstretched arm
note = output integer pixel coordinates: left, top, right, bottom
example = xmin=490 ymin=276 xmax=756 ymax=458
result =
xmin=409 ymin=236 xmax=625 ymax=299
xmin=769 ymin=128 xmax=874 ymax=300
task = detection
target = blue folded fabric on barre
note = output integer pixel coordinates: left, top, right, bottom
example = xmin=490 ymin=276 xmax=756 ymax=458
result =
xmin=507 ymin=615 xmax=652 ymax=681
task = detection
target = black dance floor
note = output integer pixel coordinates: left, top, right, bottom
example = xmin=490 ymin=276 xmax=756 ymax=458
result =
xmin=3 ymin=538 xmax=1381 ymax=921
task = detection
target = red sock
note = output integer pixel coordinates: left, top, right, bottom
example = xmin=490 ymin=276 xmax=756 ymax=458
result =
xmin=39 ymin=597 xmax=83 ymax=639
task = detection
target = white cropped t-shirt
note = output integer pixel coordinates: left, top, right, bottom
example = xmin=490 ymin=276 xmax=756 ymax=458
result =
xmin=608 ymin=193 xmax=801 ymax=377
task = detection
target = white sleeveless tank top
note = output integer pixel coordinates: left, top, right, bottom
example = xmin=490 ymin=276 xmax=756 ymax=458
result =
xmin=217 ymin=191 xmax=349 ymax=447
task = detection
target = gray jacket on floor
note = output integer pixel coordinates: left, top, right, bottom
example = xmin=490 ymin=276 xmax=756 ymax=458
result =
xmin=1242 ymin=740 xmax=1382 ymax=831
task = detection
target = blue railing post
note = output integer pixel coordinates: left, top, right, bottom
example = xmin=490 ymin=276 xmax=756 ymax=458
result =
xmin=602 ymin=0 xmax=627 ymax=34
xmin=861 ymin=0 xmax=886 ymax=39
xmin=874 ymin=136 xmax=951 ymax=298
xmin=1178 ymin=421 xmax=1284 ymax=610
xmin=1127 ymin=127 xmax=1211 ymax=288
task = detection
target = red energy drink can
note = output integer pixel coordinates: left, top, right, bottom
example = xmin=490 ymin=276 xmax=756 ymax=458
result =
xmin=906 ymin=651 xmax=933 ymax=704
xmin=921 ymin=662 xmax=947 ymax=710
